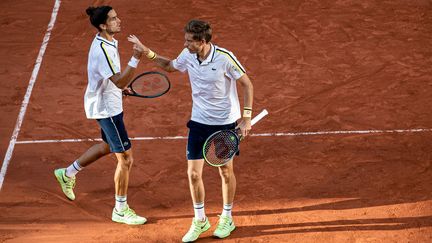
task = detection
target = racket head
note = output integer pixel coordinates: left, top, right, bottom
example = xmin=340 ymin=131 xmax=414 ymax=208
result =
xmin=203 ymin=130 xmax=240 ymax=167
xmin=128 ymin=71 xmax=170 ymax=98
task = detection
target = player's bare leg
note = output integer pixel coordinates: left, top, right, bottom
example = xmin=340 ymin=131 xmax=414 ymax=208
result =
xmin=214 ymin=159 xmax=236 ymax=238
xmin=182 ymin=159 xmax=210 ymax=242
xmin=54 ymin=142 xmax=110 ymax=200
xmin=111 ymin=149 xmax=146 ymax=225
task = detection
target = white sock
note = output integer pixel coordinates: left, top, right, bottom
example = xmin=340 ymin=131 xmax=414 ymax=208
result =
xmin=222 ymin=203 xmax=233 ymax=218
xmin=65 ymin=160 xmax=82 ymax=178
xmin=193 ymin=202 xmax=206 ymax=221
xmin=115 ymin=195 xmax=127 ymax=211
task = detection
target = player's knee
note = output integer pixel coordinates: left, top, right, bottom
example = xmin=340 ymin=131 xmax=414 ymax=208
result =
xmin=218 ymin=167 xmax=232 ymax=181
xmin=99 ymin=142 xmax=110 ymax=154
xmin=187 ymin=169 xmax=202 ymax=183
xmin=118 ymin=156 xmax=133 ymax=169
xmin=125 ymin=157 xmax=134 ymax=167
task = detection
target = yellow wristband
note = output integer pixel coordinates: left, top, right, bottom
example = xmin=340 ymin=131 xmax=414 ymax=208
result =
xmin=243 ymin=109 xmax=252 ymax=118
xmin=146 ymin=49 xmax=157 ymax=60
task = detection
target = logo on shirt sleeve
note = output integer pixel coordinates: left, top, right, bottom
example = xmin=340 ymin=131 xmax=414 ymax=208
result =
xmin=232 ymin=65 xmax=239 ymax=72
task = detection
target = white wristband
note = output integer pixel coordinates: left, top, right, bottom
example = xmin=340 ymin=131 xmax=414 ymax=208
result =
xmin=128 ymin=56 xmax=140 ymax=68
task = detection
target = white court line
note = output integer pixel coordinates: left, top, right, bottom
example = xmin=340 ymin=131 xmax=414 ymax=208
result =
xmin=14 ymin=128 xmax=432 ymax=144
xmin=0 ymin=0 xmax=62 ymax=190
xmin=252 ymin=128 xmax=432 ymax=137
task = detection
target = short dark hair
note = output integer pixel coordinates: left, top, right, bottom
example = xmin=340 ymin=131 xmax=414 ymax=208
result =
xmin=86 ymin=5 xmax=112 ymax=31
xmin=184 ymin=19 xmax=212 ymax=43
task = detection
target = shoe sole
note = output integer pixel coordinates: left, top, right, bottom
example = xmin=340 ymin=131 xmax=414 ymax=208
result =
xmin=182 ymin=221 xmax=211 ymax=242
xmin=112 ymin=216 xmax=147 ymax=225
xmin=213 ymin=225 xmax=236 ymax=239
xmin=54 ymin=170 xmax=75 ymax=201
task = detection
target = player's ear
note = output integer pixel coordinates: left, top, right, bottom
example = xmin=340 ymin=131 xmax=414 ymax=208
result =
xmin=99 ymin=23 xmax=107 ymax=31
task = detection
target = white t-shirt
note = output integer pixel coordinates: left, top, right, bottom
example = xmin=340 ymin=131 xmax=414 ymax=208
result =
xmin=84 ymin=34 xmax=122 ymax=119
xmin=172 ymin=44 xmax=246 ymax=125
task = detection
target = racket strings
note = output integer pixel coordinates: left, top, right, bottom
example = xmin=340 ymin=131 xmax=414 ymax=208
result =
xmin=204 ymin=131 xmax=238 ymax=166
xmin=132 ymin=74 xmax=170 ymax=97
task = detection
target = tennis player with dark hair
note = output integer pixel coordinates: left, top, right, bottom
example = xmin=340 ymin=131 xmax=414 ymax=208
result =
xmin=53 ymin=5 xmax=147 ymax=225
xmin=134 ymin=19 xmax=254 ymax=241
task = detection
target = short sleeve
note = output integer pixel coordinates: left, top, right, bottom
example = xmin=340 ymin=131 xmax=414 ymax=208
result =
xmin=172 ymin=48 xmax=189 ymax=73
xmin=98 ymin=42 xmax=120 ymax=80
xmin=224 ymin=51 xmax=246 ymax=81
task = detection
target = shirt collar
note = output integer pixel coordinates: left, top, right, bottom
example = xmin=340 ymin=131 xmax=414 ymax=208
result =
xmin=96 ymin=34 xmax=117 ymax=48
xmin=197 ymin=43 xmax=215 ymax=65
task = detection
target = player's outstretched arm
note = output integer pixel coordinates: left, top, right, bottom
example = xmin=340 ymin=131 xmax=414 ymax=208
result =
xmin=128 ymin=35 xmax=177 ymax=73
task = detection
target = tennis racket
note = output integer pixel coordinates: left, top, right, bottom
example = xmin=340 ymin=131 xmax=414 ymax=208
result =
xmin=203 ymin=109 xmax=269 ymax=167
xmin=126 ymin=71 xmax=170 ymax=98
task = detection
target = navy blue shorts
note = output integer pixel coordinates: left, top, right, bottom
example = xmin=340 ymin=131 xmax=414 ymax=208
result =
xmin=97 ymin=112 xmax=131 ymax=153
xmin=186 ymin=120 xmax=239 ymax=160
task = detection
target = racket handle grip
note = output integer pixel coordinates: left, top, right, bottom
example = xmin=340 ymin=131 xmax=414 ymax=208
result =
xmin=251 ymin=109 xmax=268 ymax=126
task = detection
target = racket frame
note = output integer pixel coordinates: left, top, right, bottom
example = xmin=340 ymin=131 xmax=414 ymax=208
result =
xmin=202 ymin=109 xmax=269 ymax=167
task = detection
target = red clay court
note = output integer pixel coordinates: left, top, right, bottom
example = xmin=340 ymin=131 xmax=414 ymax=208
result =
xmin=1 ymin=0 xmax=432 ymax=242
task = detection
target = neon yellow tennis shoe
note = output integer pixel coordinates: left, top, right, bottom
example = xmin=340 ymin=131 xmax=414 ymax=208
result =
xmin=213 ymin=215 xmax=235 ymax=238
xmin=54 ymin=168 xmax=76 ymax=201
xmin=112 ymin=205 xmax=147 ymax=225
xmin=182 ymin=217 xmax=210 ymax=242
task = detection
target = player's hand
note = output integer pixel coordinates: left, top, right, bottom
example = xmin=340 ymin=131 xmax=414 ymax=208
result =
xmin=236 ymin=117 xmax=252 ymax=138
xmin=122 ymin=87 xmax=133 ymax=96
xmin=128 ymin=35 xmax=148 ymax=59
